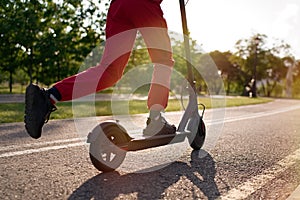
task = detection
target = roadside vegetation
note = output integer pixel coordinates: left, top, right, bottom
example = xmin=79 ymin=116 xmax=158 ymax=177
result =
xmin=0 ymin=96 xmax=272 ymax=123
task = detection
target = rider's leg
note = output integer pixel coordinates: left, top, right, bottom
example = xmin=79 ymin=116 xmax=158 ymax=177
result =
xmin=128 ymin=0 xmax=176 ymax=135
xmin=52 ymin=6 xmax=138 ymax=101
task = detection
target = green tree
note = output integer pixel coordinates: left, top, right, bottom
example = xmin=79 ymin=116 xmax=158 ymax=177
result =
xmin=171 ymin=34 xmax=204 ymax=93
xmin=0 ymin=0 xmax=26 ymax=92
xmin=0 ymin=0 xmax=109 ymax=91
xmin=232 ymin=34 xmax=291 ymax=97
xmin=209 ymin=50 xmax=242 ymax=95
xmin=290 ymin=59 xmax=300 ymax=98
xmin=196 ymin=53 xmax=225 ymax=95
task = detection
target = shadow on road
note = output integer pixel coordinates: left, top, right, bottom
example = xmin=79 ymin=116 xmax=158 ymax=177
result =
xmin=68 ymin=150 xmax=220 ymax=200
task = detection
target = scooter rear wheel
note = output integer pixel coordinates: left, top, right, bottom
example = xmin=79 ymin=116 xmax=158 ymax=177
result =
xmin=89 ymin=123 xmax=129 ymax=172
xmin=190 ymin=118 xmax=206 ymax=150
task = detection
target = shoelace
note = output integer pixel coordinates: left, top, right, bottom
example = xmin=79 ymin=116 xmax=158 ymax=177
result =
xmin=148 ymin=115 xmax=170 ymax=126
xmin=161 ymin=116 xmax=173 ymax=126
xmin=44 ymin=105 xmax=57 ymax=123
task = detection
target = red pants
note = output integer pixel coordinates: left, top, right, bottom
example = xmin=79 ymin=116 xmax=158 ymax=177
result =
xmin=54 ymin=0 xmax=174 ymax=110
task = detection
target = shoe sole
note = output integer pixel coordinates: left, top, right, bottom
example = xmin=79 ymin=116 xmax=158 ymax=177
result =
xmin=24 ymin=84 xmax=43 ymax=139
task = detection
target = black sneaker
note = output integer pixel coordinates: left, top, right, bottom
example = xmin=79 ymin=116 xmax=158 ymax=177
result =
xmin=24 ymin=84 xmax=57 ymax=139
xmin=143 ymin=114 xmax=176 ymax=137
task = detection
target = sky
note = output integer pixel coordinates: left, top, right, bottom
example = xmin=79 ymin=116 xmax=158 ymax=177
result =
xmin=161 ymin=0 xmax=300 ymax=59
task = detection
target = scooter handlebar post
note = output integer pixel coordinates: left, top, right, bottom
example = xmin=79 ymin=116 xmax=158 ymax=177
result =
xmin=179 ymin=0 xmax=195 ymax=89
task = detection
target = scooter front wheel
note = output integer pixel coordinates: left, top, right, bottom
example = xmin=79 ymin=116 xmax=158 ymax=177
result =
xmin=189 ymin=118 xmax=206 ymax=150
xmin=89 ymin=122 xmax=129 ymax=172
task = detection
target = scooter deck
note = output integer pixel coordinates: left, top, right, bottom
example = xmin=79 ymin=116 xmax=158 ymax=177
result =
xmin=120 ymin=131 xmax=191 ymax=151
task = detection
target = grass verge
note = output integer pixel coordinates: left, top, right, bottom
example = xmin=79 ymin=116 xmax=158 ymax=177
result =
xmin=0 ymin=96 xmax=272 ymax=124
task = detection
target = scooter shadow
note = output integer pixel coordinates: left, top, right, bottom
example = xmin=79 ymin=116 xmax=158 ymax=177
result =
xmin=68 ymin=150 xmax=220 ymax=200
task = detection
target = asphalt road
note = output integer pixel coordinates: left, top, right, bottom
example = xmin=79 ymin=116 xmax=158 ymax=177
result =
xmin=1 ymin=98 xmax=300 ymax=199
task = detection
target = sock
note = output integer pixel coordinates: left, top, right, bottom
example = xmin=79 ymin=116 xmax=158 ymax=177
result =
xmin=149 ymin=110 xmax=161 ymax=121
xmin=48 ymin=87 xmax=62 ymax=104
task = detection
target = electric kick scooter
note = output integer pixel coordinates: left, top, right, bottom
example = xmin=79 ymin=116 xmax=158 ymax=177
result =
xmin=87 ymin=0 xmax=206 ymax=172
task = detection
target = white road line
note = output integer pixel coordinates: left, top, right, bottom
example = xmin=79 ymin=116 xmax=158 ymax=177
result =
xmin=1 ymin=103 xmax=300 ymax=159
xmin=208 ymin=104 xmax=300 ymax=126
xmin=220 ymin=148 xmax=300 ymax=200
xmin=0 ymin=137 xmax=85 ymax=152
xmin=287 ymin=185 xmax=300 ymax=200
xmin=0 ymin=142 xmax=86 ymax=158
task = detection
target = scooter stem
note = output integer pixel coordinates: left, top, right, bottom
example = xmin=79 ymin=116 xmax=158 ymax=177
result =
xmin=179 ymin=0 xmax=195 ymax=88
